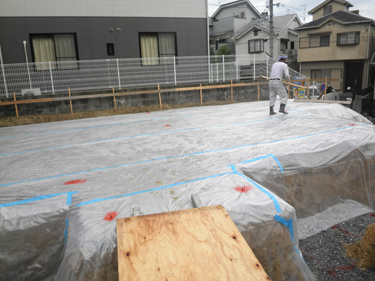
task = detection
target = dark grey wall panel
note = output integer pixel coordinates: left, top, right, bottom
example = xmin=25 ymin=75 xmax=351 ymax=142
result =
xmin=0 ymin=17 xmax=208 ymax=64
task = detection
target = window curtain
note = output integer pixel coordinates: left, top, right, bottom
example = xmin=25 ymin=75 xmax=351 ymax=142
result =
xmin=32 ymin=37 xmax=56 ymax=71
xmin=54 ymin=34 xmax=77 ymax=69
xmin=158 ymin=33 xmax=175 ymax=65
xmin=140 ymin=35 xmax=159 ymax=66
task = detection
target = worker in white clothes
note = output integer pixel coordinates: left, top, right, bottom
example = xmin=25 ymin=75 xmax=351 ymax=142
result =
xmin=269 ymin=54 xmax=290 ymax=115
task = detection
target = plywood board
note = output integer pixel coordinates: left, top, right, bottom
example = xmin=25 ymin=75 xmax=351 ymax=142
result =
xmin=117 ymin=205 xmax=270 ymax=281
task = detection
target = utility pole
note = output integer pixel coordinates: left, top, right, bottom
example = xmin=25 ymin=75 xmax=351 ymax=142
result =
xmin=269 ymin=0 xmax=274 ymax=59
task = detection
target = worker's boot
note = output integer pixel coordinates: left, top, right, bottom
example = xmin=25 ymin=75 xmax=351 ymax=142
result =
xmin=269 ymin=106 xmax=276 ymax=115
xmin=279 ymin=104 xmax=288 ymax=114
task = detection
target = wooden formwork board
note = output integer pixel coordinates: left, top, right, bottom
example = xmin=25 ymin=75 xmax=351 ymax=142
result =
xmin=117 ymin=205 xmax=270 ymax=281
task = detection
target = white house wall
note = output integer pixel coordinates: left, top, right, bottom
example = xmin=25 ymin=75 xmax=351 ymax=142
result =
xmin=214 ymin=2 xmax=259 ymax=21
xmin=0 ymin=0 xmax=207 ymax=18
xmin=235 ymin=29 xmax=270 ymax=60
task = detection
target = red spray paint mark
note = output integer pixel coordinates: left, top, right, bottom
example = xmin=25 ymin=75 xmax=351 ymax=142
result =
xmin=234 ymin=186 xmax=252 ymax=193
xmin=146 ymin=112 xmax=150 ymax=114
xmin=349 ymin=124 xmax=357 ymax=126
xmin=331 ymin=225 xmax=353 ymax=236
xmin=165 ymin=125 xmax=171 ymax=127
xmin=64 ymin=179 xmax=86 ymax=185
xmin=104 ymin=212 xmax=118 ymax=221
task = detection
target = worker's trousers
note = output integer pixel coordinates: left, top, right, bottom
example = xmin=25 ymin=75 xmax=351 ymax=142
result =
xmin=269 ymin=80 xmax=288 ymax=107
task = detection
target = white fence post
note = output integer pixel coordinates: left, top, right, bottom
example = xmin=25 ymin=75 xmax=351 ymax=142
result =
xmin=222 ymin=55 xmax=225 ymax=82
xmin=117 ymin=58 xmax=121 ymax=89
xmin=49 ymin=61 xmax=55 ymax=94
xmin=173 ymin=56 xmax=177 ymax=85
xmin=0 ymin=44 xmax=8 ymax=98
xmin=253 ymin=54 xmax=256 ymax=80
xmin=216 ymin=62 xmax=218 ymax=82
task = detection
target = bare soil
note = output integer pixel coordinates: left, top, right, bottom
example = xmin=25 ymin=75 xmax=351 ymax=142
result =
xmin=0 ymin=101 xmax=235 ymax=127
xmin=346 ymin=222 xmax=375 ymax=269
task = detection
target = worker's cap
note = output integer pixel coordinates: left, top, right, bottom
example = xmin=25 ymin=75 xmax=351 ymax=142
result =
xmin=278 ymin=55 xmax=288 ymax=61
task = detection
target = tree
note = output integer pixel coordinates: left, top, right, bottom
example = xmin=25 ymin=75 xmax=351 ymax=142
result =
xmin=215 ymin=46 xmax=231 ymax=56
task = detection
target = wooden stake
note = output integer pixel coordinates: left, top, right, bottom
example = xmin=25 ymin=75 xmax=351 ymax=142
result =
xmin=288 ymin=85 xmax=290 ymax=99
xmin=258 ymin=83 xmax=260 ymax=101
xmin=200 ymin=84 xmax=203 ymax=105
xmin=13 ymin=92 xmax=19 ymax=117
xmin=231 ymin=80 xmax=233 ymax=102
xmin=68 ymin=87 xmax=73 ymax=115
xmin=112 ymin=86 xmax=118 ymax=113
xmin=158 ymin=84 xmax=162 ymax=110
xmin=324 ymin=77 xmax=328 ymax=100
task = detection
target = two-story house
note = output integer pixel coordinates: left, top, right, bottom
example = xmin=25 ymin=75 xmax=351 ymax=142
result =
xmin=233 ymin=13 xmax=302 ymax=71
xmin=209 ymin=0 xmax=261 ymax=54
xmin=295 ymin=0 xmax=375 ymax=91
xmin=0 ymin=0 xmax=208 ymax=65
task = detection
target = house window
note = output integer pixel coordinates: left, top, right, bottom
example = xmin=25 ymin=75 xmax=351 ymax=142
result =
xmin=311 ymin=70 xmax=322 ymax=79
xmin=254 ymin=30 xmax=258 ymax=36
xmin=140 ymin=32 xmax=176 ymax=66
xmin=30 ymin=34 xmax=78 ymax=71
xmin=309 ymin=34 xmax=330 ymax=47
xmin=324 ymin=6 xmax=332 ymax=16
xmin=107 ymin=43 xmax=115 ymax=56
xmin=280 ymin=39 xmax=288 ymax=51
xmin=290 ymin=42 xmax=295 ymax=50
xmin=337 ymin=32 xmax=360 ymax=45
xmin=240 ymin=12 xmax=245 ymax=19
xmin=248 ymin=39 xmax=264 ymax=53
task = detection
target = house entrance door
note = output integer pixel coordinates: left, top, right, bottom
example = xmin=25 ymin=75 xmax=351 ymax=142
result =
xmin=345 ymin=62 xmax=363 ymax=91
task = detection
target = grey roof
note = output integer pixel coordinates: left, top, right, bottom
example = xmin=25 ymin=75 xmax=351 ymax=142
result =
xmin=295 ymin=10 xmax=373 ymax=31
xmin=234 ymin=14 xmax=299 ymax=40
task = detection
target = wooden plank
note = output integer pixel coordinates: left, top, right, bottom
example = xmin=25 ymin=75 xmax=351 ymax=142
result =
xmin=294 ymin=99 xmax=351 ymax=104
xmin=200 ymin=83 xmax=203 ymax=105
xmin=258 ymin=83 xmax=260 ymax=101
xmin=13 ymin=92 xmax=19 ymax=117
xmin=231 ymin=80 xmax=233 ymax=102
xmin=0 ymin=98 xmax=54 ymax=106
xmin=117 ymin=205 xmax=270 ymax=281
xmin=324 ymin=77 xmax=328 ymax=100
xmin=261 ymin=76 xmax=308 ymax=89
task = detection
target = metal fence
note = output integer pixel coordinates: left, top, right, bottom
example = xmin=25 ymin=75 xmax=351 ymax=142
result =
xmin=0 ymin=54 xmax=306 ymax=98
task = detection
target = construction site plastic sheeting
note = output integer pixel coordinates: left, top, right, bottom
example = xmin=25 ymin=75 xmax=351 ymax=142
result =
xmin=0 ymin=193 xmax=73 ymax=281
xmin=298 ymin=200 xmax=374 ymax=239
xmin=236 ymin=139 xmax=375 ymax=219
xmin=1 ymin=100 xmax=375 ymax=281
xmin=55 ymin=172 xmax=315 ymax=281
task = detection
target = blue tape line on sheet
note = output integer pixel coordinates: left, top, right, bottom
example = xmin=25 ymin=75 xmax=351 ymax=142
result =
xmin=240 ymin=154 xmax=284 ymax=173
xmin=274 ymin=214 xmax=294 ymax=243
xmin=0 ymin=106 xmax=269 ymax=140
xmin=0 ymin=191 xmax=77 ymax=208
xmin=1 ymin=124 xmax=366 ymax=188
xmin=65 ymin=218 xmax=69 ymax=245
xmin=0 ymin=113 xmax=303 ymax=157
xmin=229 ymin=165 xmax=282 ymax=213
xmin=76 ymin=172 xmax=234 ymax=207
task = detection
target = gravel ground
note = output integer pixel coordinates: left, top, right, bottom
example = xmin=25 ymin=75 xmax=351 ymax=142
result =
xmin=300 ymin=213 xmax=375 ymax=281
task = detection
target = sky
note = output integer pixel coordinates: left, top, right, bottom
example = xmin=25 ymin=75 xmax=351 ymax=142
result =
xmin=208 ymin=0 xmax=375 ymax=24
